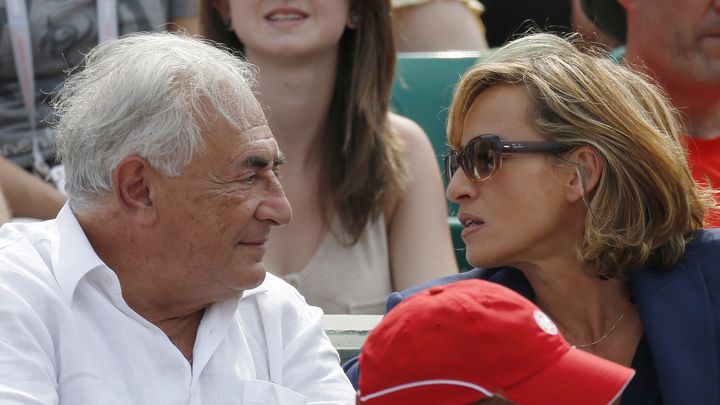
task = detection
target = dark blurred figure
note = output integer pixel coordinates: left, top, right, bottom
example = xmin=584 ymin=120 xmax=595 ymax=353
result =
xmin=481 ymin=0 xmax=572 ymax=46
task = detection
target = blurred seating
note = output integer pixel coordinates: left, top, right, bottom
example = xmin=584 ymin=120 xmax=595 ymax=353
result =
xmin=323 ymin=314 xmax=382 ymax=363
xmin=391 ymin=51 xmax=490 ymax=272
xmin=392 ymin=51 xmax=486 ymax=174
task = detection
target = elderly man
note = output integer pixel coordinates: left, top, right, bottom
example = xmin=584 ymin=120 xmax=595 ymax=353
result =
xmin=582 ymin=0 xmax=720 ymax=226
xmin=0 ymin=32 xmax=355 ymax=403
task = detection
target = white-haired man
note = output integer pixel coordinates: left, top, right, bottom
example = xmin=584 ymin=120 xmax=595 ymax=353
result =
xmin=0 ymin=32 xmax=355 ymax=404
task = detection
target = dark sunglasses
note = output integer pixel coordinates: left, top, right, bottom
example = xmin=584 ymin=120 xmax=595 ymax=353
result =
xmin=444 ymin=134 xmax=571 ymax=183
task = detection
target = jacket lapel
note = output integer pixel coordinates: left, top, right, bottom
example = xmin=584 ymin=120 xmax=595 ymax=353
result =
xmin=631 ymin=260 xmax=720 ymax=404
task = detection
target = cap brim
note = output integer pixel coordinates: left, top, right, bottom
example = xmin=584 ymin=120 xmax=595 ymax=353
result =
xmin=504 ymin=347 xmax=635 ymax=405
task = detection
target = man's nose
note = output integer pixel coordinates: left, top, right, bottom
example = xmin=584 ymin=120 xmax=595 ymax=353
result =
xmin=257 ymin=178 xmax=292 ymax=226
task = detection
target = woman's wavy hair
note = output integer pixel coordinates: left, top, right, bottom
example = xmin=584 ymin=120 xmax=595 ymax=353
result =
xmin=200 ymin=0 xmax=407 ymax=243
xmin=447 ymin=33 xmax=715 ymax=278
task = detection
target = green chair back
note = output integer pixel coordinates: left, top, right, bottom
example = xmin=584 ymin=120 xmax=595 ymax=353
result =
xmin=391 ymin=51 xmax=487 ymax=176
xmin=391 ymin=51 xmax=490 ymax=272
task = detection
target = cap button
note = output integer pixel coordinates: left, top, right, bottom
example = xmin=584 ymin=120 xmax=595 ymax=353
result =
xmin=428 ymin=286 xmax=445 ymax=295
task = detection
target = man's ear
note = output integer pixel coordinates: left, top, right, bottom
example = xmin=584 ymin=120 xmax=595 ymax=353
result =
xmin=565 ymin=146 xmax=602 ymax=203
xmin=113 ymin=156 xmax=158 ymax=226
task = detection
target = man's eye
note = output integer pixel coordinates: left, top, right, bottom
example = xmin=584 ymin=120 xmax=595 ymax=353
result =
xmin=242 ymin=175 xmax=257 ymax=184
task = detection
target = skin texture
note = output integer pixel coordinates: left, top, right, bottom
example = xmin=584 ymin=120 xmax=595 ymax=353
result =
xmin=216 ymin=0 xmax=457 ymax=290
xmin=142 ymin=124 xmax=290 ymax=303
xmin=621 ymin=0 xmax=720 ymax=138
xmin=77 ymin=106 xmax=291 ymax=360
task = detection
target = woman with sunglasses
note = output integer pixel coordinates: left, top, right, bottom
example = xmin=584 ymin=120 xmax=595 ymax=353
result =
xmin=346 ymin=32 xmax=720 ymax=404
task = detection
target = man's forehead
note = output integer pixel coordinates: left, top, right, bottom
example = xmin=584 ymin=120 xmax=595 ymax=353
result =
xmin=202 ymin=95 xmax=267 ymax=133
xmin=200 ymin=112 xmax=278 ymax=157
xmin=239 ymin=103 xmax=268 ymax=131
xmin=233 ymin=125 xmax=282 ymax=160
xmin=240 ymin=124 xmax=276 ymax=147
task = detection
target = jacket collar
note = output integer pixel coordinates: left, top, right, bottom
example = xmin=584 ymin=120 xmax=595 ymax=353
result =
xmin=477 ymin=231 xmax=720 ymax=405
xmin=630 ymin=234 xmax=719 ymax=404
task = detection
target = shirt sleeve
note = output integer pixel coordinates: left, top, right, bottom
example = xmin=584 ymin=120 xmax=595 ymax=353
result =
xmin=0 ymin=282 xmax=59 ymax=404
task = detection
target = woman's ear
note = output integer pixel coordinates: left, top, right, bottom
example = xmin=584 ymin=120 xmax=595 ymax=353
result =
xmin=566 ymin=145 xmax=602 ymax=203
xmin=346 ymin=11 xmax=360 ymax=29
xmin=212 ymin=0 xmax=229 ymax=17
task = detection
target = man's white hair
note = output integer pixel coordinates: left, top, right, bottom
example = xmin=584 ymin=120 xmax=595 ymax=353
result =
xmin=52 ymin=32 xmax=262 ymax=211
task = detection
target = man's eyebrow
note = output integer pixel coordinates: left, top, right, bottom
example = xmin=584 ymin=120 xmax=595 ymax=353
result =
xmin=246 ymin=153 xmax=286 ymax=168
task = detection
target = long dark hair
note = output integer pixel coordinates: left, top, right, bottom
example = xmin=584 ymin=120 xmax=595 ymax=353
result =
xmin=200 ymin=0 xmax=407 ymax=243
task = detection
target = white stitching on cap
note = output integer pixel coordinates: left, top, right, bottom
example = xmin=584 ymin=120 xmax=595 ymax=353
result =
xmin=359 ymin=379 xmax=494 ymax=401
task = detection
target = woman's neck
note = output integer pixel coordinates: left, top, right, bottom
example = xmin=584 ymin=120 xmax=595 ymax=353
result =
xmin=247 ymin=49 xmax=339 ymax=161
xmin=520 ymin=257 xmax=632 ymax=341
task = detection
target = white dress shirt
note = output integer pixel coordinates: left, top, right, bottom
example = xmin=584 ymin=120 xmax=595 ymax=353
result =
xmin=0 ymin=204 xmax=355 ymax=404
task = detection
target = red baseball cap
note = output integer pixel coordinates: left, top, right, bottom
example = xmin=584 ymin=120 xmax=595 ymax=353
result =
xmin=357 ymin=279 xmax=635 ymax=405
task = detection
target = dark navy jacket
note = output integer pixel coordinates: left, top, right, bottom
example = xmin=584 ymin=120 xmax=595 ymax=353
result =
xmin=343 ymin=229 xmax=720 ymax=404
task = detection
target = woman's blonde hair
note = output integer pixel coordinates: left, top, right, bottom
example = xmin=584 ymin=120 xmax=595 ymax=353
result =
xmin=447 ymin=33 xmax=715 ymax=277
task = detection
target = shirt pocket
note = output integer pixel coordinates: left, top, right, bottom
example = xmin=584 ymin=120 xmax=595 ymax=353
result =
xmin=242 ymin=379 xmax=308 ymax=405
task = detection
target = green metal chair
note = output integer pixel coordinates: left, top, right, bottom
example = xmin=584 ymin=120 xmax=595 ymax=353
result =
xmin=391 ymin=51 xmax=490 ymax=272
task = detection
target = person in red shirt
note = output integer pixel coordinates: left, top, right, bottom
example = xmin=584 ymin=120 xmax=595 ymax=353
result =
xmin=582 ymin=0 xmax=720 ymax=227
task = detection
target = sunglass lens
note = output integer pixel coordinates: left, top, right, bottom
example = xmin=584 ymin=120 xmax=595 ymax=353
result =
xmin=466 ymin=139 xmax=494 ymax=181
xmin=444 ymin=153 xmax=458 ymax=183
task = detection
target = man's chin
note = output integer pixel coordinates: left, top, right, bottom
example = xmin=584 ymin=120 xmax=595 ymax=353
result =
xmin=242 ymin=263 xmax=268 ymax=290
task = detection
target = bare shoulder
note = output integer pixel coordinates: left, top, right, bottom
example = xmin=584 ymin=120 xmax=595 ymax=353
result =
xmin=388 ymin=112 xmax=435 ymax=158
xmin=384 ymin=113 xmax=444 ymax=220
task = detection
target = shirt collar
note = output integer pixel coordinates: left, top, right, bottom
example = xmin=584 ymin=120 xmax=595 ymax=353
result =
xmin=52 ymin=203 xmax=107 ymax=304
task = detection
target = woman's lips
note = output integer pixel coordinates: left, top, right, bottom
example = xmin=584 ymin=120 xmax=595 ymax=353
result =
xmin=457 ymin=213 xmax=484 ymax=238
xmin=265 ymin=8 xmax=309 ymax=23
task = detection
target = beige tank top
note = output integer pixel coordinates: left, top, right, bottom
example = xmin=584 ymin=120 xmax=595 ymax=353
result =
xmin=281 ymin=215 xmax=392 ymax=315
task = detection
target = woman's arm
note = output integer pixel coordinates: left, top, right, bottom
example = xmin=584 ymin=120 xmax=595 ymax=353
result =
xmin=392 ymin=0 xmax=489 ymax=52
xmin=0 ymin=157 xmax=66 ymax=220
xmin=386 ymin=113 xmax=459 ymax=291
